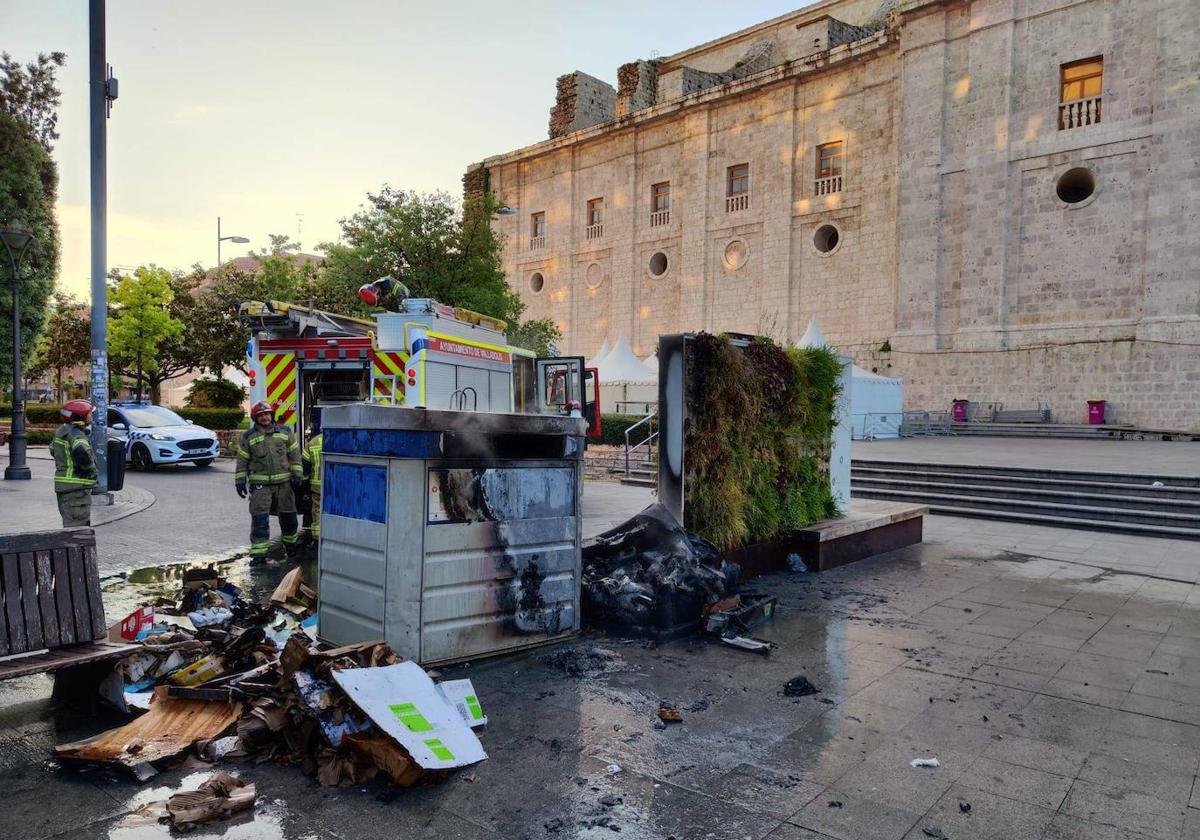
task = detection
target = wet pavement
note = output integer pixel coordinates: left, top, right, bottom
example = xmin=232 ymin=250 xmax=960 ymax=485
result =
xmin=3 ymin=531 xmax=1199 ymax=839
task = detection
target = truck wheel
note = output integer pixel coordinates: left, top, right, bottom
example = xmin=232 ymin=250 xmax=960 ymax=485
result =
xmin=131 ymin=443 xmax=155 ymax=472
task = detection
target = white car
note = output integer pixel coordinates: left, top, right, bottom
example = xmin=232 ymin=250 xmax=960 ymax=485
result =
xmin=107 ymin=403 xmax=221 ymax=470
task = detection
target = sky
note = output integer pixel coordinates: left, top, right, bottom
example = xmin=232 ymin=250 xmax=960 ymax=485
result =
xmin=2 ymin=0 xmax=803 ymax=300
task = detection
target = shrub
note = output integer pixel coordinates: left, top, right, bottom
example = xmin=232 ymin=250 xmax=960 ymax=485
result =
xmin=175 ymin=407 xmax=245 ymax=429
xmin=186 ymin=378 xmax=246 ymax=408
xmin=682 ymin=333 xmax=842 ymax=551
xmin=27 ymin=429 xmax=54 ymax=445
xmin=1 ymin=404 xmax=66 ymax=423
xmin=595 ymin=413 xmax=652 ymax=447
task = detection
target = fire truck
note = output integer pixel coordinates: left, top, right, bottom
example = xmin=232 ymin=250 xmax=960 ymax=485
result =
xmin=239 ymin=298 xmax=600 ymax=446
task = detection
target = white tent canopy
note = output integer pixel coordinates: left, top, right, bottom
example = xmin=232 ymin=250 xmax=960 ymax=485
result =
xmin=598 ymin=335 xmax=656 ymax=383
xmin=797 ymin=316 xmax=829 ymax=349
xmin=851 ymin=364 xmax=903 ymax=438
xmin=592 ymin=339 xmax=612 ymax=367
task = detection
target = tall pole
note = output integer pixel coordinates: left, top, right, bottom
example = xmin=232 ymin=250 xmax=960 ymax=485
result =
xmin=3 ymin=247 xmax=30 ymax=480
xmin=89 ymin=0 xmax=109 ymax=492
xmin=217 ymin=216 xmax=221 ymax=269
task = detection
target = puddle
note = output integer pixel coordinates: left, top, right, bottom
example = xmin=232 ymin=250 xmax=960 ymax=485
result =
xmin=100 ymin=549 xmax=318 ymax=624
xmin=108 ymin=770 xmax=320 ymax=840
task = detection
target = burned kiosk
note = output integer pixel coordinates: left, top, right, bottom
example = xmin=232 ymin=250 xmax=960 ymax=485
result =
xmin=317 ymin=403 xmax=588 ymax=665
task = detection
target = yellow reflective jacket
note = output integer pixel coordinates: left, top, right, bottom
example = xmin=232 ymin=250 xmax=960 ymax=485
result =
xmin=235 ymin=423 xmax=301 ymax=485
xmin=51 ymin=423 xmax=98 ymax=492
xmin=302 ymin=432 xmax=323 ymax=487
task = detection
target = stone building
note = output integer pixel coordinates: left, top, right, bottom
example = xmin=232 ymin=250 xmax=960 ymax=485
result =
xmin=465 ymin=0 xmax=1200 ymax=431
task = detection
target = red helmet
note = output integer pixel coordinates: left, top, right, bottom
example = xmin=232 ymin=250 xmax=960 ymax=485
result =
xmin=61 ymin=399 xmax=95 ymax=424
xmin=250 ymin=400 xmax=275 ymax=422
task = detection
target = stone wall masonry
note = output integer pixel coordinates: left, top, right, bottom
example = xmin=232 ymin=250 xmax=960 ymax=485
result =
xmin=548 ymin=71 xmax=616 ymax=139
xmin=484 ymin=0 xmax=1200 ymax=432
xmin=616 ymin=60 xmax=658 ymax=119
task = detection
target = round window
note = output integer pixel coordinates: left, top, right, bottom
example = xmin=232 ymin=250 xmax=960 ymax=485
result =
xmin=723 ymin=239 xmax=748 ymax=271
xmin=585 ymin=263 xmax=604 ymax=289
xmin=648 ymin=251 xmax=669 ymax=278
xmin=813 ymin=224 xmax=840 ymax=254
xmin=529 ymin=271 xmax=545 ymax=294
xmin=1056 ymin=167 xmax=1096 ymax=204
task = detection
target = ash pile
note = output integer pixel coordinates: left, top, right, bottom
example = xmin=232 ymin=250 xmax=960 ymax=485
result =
xmin=582 ymin=503 xmax=742 ymax=636
xmin=54 ymin=566 xmax=488 ymax=789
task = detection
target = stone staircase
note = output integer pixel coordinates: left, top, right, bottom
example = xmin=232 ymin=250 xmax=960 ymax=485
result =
xmin=584 ymin=446 xmax=657 ymax=488
xmin=851 ymin=459 xmax=1200 ymax=540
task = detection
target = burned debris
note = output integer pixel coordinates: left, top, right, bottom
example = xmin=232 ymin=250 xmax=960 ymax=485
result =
xmin=53 ymin=566 xmax=488 ymax=791
xmin=582 ymin=504 xmax=742 ymax=635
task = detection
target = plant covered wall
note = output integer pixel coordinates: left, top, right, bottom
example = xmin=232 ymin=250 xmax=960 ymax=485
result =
xmin=683 ymin=333 xmax=843 ymax=551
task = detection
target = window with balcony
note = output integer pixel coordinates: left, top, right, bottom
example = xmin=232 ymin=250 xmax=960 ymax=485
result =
xmin=726 ymin=163 xmax=749 ymax=212
xmin=815 ymin=141 xmax=844 ymax=195
xmin=1059 ymin=57 xmax=1102 ymax=130
xmin=586 ymin=198 xmax=604 ymax=240
xmin=530 ymin=212 xmax=546 ymax=249
xmin=650 ymin=181 xmax=670 ymax=227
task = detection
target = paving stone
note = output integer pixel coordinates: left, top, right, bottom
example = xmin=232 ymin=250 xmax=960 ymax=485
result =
xmin=1078 ymin=751 xmax=1196 ymax=804
xmin=956 ymin=755 xmax=1073 ymax=810
xmin=1041 ymin=813 xmax=1159 ymax=840
xmin=792 ymin=786 xmax=922 ymax=840
xmin=901 ymin=784 xmax=1056 ymax=840
xmin=1061 ymin=778 xmax=1188 ymax=839
xmin=982 ymin=732 xmax=1088 ymax=777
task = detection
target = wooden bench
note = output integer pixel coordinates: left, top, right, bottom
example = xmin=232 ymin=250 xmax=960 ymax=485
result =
xmin=0 ymin=528 xmax=131 ymax=691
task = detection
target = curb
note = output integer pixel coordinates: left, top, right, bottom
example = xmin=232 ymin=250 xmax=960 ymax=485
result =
xmin=93 ymin=483 xmax=156 ymax=526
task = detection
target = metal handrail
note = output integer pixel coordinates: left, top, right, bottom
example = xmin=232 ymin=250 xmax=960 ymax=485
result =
xmin=624 ymin=410 xmax=658 ymax=479
xmin=449 ymin=387 xmax=478 ymax=412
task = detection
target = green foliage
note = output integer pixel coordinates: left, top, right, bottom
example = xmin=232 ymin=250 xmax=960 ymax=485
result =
xmin=596 ymin=413 xmax=651 ymax=447
xmin=682 ymin=333 xmax=843 ymax=551
xmin=108 ymin=266 xmax=185 ymax=402
xmin=176 ymin=407 xmax=245 ymax=429
xmin=1 ymin=403 xmax=64 ymax=424
xmin=186 ymin=377 xmax=246 ymax=408
xmin=27 ymin=291 xmax=90 ymax=399
xmin=0 ymin=110 xmax=60 ymax=392
xmin=508 ymin=318 xmax=562 ymax=357
xmin=0 ymin=51 xmax=66 ymax=151
xmin=186 ymin=247 xmax=321 ymax=375
xmin=25 ymin=429 xmax=54 ymax=445
xmin=318 ymin=188 xmax=523 ymax=323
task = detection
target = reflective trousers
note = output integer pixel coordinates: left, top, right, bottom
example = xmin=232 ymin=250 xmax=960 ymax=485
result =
xmin=310 ymin=485 xmax=322 ymax=539
xmin=57 ymin=487 xmax=92 ymax=527
xmin=249 ymin=482 xmax=298 ymax=558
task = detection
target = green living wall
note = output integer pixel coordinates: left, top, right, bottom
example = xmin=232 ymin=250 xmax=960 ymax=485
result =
xmin=683 ymin=333 xmax=843 ymax=551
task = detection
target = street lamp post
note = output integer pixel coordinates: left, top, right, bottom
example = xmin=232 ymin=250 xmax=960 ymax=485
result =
xmin=217 ymin=217 xmax=249 ymax=268
xmin=2 ymin=221 xmax=35 ymax=481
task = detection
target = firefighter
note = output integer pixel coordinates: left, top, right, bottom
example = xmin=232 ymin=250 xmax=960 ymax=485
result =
xmin=51 ymin=400 xmax=99 ymax=527
xmin=235 ymin=401 xmax=303 ymax=560
xmin=302 ymin=408 xmax=324 ymax=542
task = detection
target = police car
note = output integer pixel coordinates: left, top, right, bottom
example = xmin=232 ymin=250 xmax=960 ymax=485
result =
xmin=106 ymin=403 xmax=220 ymax=470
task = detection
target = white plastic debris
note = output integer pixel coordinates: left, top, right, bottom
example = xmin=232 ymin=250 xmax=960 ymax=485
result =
xmin=1152 ymin=481 xmax=1164 ymax=487
xmin=910 ymin=757 xmax=940 ymax=768
xmin=606 ymin=763 xmax=623 ymax=775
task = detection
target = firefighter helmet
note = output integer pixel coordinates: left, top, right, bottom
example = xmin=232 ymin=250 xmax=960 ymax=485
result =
xmin=250 ymin=400 xmax=275 ymax=423
xmin=61 ymin=399 xmax=95 ymax=424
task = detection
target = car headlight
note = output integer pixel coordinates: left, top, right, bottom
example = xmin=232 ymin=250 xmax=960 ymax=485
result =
xmin=149 ymin=433 xmax=176 ymax=441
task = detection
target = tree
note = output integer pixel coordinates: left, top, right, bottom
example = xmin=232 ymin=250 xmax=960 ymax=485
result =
xmin=27 ymin=291 xmax=89 ymax=400
xmin=108 ymin=267 xmax=184 ymax=403
xmin=185 ymin=246 xmax=317 ymax=376
xmin=317 ymin=188 xmax=525 ymax=323
xmin=508 ymin=318 xmax=562 ymax=357
xmin=0 ymin=52 xmax=65 ymax=398
xmin=0 ymin=52 xmax=67 ymax=151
